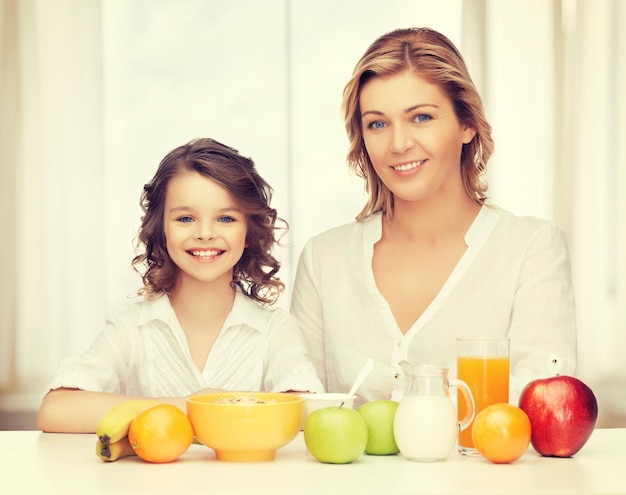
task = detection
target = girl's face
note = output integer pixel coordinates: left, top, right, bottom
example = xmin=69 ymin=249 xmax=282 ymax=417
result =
xmin=163 ymin=171 xmax=247 ymax=289
xmin=359 ymin=70 xmax=476 ymax=206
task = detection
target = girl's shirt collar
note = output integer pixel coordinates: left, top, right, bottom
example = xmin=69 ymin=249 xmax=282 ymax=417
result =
xmin=137 ymin=288 xmax=271 ymax=334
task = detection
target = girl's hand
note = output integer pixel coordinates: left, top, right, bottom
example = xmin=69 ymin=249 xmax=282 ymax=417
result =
xmin=189 ymin=388 xmax=228 ymax=396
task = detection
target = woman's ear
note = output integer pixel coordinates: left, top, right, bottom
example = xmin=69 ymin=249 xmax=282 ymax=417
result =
xmin=462 ymin=126 xmax=477 ymax=144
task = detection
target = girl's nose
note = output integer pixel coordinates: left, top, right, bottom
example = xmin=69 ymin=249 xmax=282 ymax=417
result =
xmin=195 ymin=225 xmax=214 ymax=240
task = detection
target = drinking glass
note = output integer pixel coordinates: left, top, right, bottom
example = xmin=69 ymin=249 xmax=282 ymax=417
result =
xmin=456 ymin=338 xmax=510 ymax=455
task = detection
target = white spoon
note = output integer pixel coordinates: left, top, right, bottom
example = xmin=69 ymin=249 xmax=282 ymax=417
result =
xmin=347 ymin=358 xmax=375 ymax=398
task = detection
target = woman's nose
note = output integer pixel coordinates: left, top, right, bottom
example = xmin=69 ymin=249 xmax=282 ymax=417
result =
xmin=390 ymin=125 xmax=414 ymax=153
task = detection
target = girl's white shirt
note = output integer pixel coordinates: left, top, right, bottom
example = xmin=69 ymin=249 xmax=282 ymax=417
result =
xmin=48 ymin=289 xmax=324 ymax=396
xmin=291 ymin=204 xmax=577 ymax=406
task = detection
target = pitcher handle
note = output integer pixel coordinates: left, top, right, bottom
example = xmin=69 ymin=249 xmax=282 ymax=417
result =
xmin=449 ymin=378 xmax=475 ymax=432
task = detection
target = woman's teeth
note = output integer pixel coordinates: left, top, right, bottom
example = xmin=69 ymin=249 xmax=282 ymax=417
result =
xmin=393 ymin=160 xmax=425 ymax=171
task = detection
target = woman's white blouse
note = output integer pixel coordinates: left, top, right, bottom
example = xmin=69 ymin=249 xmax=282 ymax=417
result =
xmin=49 ymin=290 xmax=324 ymax=396
xmin=291 ymin=205 xmax=577 ymax=405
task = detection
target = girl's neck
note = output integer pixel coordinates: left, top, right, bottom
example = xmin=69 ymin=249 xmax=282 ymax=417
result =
xmin=168 ymin=275 xmax=236 ymax=325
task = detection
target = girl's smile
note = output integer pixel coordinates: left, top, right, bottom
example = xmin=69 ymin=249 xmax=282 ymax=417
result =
xmin=187 ymin=249 xmax=224 ymax=261
xmin=164 ymin=171 xmax=247 ymax=288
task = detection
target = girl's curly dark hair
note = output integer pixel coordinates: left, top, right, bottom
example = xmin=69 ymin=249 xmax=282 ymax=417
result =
xmin=132 ymin=138 xmax=287 ymax=306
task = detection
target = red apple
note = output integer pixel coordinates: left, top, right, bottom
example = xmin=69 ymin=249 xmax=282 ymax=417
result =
xmin=519 ymin=375 xmax=598 ymax=457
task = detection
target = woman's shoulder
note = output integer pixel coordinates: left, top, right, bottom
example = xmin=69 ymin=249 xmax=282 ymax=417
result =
xmin=305 ymin=213 xmax=380 ymax=249
xmin=232 ymin=291 xmax=292 ymax=329
xmin=486 ymin=204 xmax=568 ymax=243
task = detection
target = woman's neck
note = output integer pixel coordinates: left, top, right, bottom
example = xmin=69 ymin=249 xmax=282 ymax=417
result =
xmin=384 ymin=194 xmax=481 ymax=244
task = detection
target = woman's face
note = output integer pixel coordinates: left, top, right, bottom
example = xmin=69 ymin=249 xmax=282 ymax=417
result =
xmin=359 ymin=70 xmax=475 ymax=206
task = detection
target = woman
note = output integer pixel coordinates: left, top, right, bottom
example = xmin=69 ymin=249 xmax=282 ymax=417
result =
xmin=290 ymin=28 xmax=576 ymax=405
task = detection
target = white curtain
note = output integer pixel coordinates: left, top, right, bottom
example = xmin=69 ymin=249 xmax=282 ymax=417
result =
xmin=0 ymin=0 xmax=462 ymax=396
xmin=0 ymin=0 xmax=19 ymax=390
xmin=462 ymin=0 xmax=626 ymax=425
xmin=1 ymin=0 xmax=624 ymax=425
xmin=0 ymin=0 xmax=105 ymax=392
xmin=563 ymin=0 xmax=626 ymax=426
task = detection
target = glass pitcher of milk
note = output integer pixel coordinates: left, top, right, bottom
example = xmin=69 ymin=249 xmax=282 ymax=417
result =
xmin=393 ymin=361 xmax=475 ymax=461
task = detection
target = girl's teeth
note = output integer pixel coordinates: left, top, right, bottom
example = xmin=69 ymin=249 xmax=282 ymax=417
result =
xmin=191 ymin=250 xmax=219 ymax=257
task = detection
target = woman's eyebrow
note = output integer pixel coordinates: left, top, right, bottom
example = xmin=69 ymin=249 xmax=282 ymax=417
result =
xmin=404 ymin=103 xmax=439 ymax=113
xmin=361 ymin=103 xmax=440 ymax=118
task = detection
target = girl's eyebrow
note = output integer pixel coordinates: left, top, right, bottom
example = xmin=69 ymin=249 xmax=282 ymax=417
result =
xmin=168 ymin=205 xmax=192 ymax=213
xmin=361 ymin=103 xmax=439 ymax=118
xmin=218 ymin=206 xmax=244 ymax=214
xmin=168 ymin=205 xmax=244 ymax=213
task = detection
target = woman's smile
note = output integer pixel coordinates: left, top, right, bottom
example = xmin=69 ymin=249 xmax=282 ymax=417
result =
xmin=391 ymin=159 xmax=427 ymax=173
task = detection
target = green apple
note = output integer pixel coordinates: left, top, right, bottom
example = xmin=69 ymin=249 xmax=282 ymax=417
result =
xmin=357 ymin=400 xmax=400 ymax=455
xmin=303 ymin=406 xmax=368 ymax=464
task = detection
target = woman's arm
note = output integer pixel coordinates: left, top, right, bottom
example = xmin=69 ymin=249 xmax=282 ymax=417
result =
xmin=263 ymin=309 xmax=325 ymax=394
xmin=290 ymin=240 xmax=327 ymax=387
xmin=508 ymin=222 xmax=577 ymax=401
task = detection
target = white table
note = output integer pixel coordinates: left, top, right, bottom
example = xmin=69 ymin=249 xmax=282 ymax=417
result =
xmin=1 ymin=428 xmax=624 ymax=494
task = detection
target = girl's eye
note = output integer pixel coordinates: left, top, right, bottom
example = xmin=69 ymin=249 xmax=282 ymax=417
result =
xmin=218 ymin=216 xmax=235 ymax=223
xmin=177 ymin=216 xmax=194 ymax=223
xmin=414 ymin=114 xmax=432 ymax=123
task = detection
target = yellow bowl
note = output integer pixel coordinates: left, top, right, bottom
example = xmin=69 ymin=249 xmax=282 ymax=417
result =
xmin=186 ymin=392 xmax=304 ymax=462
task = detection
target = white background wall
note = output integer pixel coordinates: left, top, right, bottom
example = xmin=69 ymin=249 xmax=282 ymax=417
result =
xmin=1 ymin=0 xmax=625 ymax=427
xmin=100 ymin=0 xmax=464 ymax=312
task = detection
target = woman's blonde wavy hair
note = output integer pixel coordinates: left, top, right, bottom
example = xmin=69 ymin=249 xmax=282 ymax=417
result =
xmin=342 ymin=27 xmax=494 ymax=220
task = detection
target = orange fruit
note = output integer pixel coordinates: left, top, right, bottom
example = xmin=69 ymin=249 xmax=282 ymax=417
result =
xmin=471 ymin=403 xmax=531 ymax=464
xmin=128 ymin=404 xmax=194 ymax=463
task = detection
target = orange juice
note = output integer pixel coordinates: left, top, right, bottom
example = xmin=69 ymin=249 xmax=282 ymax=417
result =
xmin=457 ymin=356 xmax=509 ymax=449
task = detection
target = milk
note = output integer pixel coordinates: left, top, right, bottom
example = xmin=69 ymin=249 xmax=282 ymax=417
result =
xmin=393 ymin=395 xmax=459 ymax=461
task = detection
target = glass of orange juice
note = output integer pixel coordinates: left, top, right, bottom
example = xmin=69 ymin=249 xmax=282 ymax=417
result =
xmin=456 ymin=338 xmax=509 ymax=456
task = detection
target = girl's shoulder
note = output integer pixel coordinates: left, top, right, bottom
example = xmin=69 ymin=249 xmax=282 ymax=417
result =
xmin=105 ymin=293 xmax=172 ymax=327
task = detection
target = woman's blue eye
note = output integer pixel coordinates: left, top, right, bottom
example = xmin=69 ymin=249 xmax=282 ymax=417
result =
xmin=369 ymin=121 xmax=386 ymax=129
xmin=415 ymin=114 xmax=431 ymax=123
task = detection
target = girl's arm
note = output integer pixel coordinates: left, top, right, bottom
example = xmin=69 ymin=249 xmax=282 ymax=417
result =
xmin=37 ymin=386 xmax=226 ymax=433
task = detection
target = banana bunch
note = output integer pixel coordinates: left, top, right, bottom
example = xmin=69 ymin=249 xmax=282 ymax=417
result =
xmin=95 ymin=399 xmax=158 ymax=462
xmin=96 ymin=436 xmax=136 ymax=462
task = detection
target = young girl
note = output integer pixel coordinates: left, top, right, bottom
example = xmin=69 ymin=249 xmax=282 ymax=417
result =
xmin=291 ymin=27 xmax=576 ymax=406
xmin=38 ymin=137 xmax=323 ymax=433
